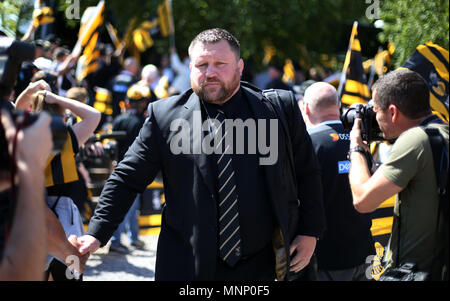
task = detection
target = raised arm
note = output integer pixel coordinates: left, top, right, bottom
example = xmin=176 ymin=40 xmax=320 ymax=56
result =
xmin=44 ymin=91 xmax=101 ymax=145
xmin=14 ymin=80 xmax=51 ymax=111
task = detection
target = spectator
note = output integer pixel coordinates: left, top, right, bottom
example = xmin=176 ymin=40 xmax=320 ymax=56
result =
xmin=33 ymin=39 xmax=53 ymax=72
xmin=300 ymin=82 xmax=375 ymax=281
xmin=264 ymin=63 xmax=290 ymax=91
xmin=109 ymin=84 xmax=152 ymax=253
xmin=137 ymin=64 xmax=159 ymax=103
xmin=170 ymin=47 xmax=191 ymax=94
xmin=109 ymin=57 xmax=139 ymax=117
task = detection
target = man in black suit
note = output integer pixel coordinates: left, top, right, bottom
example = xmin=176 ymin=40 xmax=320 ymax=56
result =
xmin=300 ymin=82 xmax=374 ymax=280
xmin=78 ymin=28 xmax=325 ymax=281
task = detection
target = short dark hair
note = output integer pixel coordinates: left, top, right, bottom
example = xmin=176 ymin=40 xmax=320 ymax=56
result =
xmin=188 ymin=28 xmax=240 ymax=59
xmin=372 ymin=69 xmax=431 ymax=119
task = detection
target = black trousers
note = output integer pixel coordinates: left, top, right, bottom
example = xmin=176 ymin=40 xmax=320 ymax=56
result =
xmin=214 ymin=243 xmax=275 ymax=281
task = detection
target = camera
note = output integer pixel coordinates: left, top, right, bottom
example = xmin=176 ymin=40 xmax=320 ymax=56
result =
xmin=78 ymin=132 xmax=126 ymax=197
xmin=0 ymin=37 xmax=68 ymax=172
xmin=0 ymin=38 xmax=35 ymax=98
xmin=341 ymin=103 xmax=384 ymax=142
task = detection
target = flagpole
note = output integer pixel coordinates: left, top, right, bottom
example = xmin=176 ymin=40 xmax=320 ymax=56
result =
xmin=337 ymin=21 xmax=358 ymax=104
xmin=168 ymin=0 xmax=175 ymax=49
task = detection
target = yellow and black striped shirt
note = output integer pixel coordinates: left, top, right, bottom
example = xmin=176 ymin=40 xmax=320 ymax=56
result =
xmin=45 ymin=127 xmax=79 ymax=188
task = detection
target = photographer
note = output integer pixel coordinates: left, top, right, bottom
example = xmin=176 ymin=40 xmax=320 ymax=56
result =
xmin=348 ymin=69 xmax=448 ymax=280
xmin=0 ymin=110 xmax=53 ymax=280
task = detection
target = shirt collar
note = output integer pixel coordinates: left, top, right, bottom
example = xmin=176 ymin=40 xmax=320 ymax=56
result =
xmin=419 ymin=114 xmax=445 ymax=126
xmin=202 ymin=87 xmax=243 ymax=118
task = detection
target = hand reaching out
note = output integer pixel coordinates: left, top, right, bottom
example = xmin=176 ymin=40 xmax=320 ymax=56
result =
xmin=67 ymin=235 xmax=90 ymax=274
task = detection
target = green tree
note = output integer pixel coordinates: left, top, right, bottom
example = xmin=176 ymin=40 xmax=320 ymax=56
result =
xmin=13 ymin=0 xmax=376 ymax=71
xmin=0 ymin=0 xmax=33 ymax=37
xmin=378 ymin=0 xmax=449 ymax=67
xmin=74 ymin=0 xmax=369 ymax=70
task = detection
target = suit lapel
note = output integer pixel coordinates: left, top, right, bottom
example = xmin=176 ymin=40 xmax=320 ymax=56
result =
xmin=184 ymin=93 xmax=218 ymax=202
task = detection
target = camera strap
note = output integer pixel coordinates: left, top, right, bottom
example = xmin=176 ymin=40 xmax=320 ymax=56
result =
xmin=422 ymin=126 xmax=449 ymax=280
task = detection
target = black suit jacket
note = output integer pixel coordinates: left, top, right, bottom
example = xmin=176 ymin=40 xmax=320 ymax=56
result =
xmin=87 ymin=84 xmax=325 ymax=280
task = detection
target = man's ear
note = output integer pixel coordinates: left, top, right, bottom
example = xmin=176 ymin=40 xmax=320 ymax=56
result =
xmin=304 ymin=102 xmax=311 ymax=116
xmin=389 ymin=104 xmax=398 ymax=123
xmin=238 ymin=58 xmax=244 ymax=76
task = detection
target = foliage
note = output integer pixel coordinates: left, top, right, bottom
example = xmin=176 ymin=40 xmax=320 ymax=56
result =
xmin=378 ymin=0 xmax=449 ymax=67
xmin=73 ymin=0 xmax=369 ymax=70
xmin=0 ymin=0 xmax=33 ymax=37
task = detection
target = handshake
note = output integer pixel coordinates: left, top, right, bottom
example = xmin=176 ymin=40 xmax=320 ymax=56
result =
xmin=63 ymin=234 xmax=101 ymax=276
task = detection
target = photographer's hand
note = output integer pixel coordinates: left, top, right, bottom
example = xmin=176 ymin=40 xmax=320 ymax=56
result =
xmin=348 ymin=118 xmax=402 ymax=214
xmin=0 ymin=111 xmax=52 ymax=280
xmin=349 ymin=118 xmax=369 ymax=151
xmin=0 ymin=110 xmax=53 ymax=175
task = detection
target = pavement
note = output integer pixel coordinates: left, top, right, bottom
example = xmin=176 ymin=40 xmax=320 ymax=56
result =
xmin=83 ymin=234 xmax=159 ymax=281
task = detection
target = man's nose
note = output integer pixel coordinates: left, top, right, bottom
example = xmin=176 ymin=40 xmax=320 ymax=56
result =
xmin=205 ymin=65 xmax=218 ymax=77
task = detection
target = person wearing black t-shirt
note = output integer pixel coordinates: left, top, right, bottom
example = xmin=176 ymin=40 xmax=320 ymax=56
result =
xmin=300 ymin=82 xmax=375 ymax=281
xmin=108 ymin=84 xmax=152 ymax=253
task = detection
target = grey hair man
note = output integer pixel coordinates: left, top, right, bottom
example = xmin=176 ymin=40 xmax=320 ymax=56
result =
xmin=301 ymin=82 xmax=375 ymax=281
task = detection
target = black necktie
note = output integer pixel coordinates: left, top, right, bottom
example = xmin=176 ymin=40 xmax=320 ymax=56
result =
xmin=213 ymin=109 xmax=242 ymax=266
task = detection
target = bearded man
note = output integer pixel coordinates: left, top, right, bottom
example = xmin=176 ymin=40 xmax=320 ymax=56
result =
xmin=77 ymin=28 xmax=325 ymax=281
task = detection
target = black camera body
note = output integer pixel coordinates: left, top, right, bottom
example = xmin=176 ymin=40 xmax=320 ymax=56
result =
xmin=0 ymin=37 xmax=67 ymax=171
xmin=0 ymin=38 xmax=35 ymax=98
xmin=78 ymin=138 xmax=121 ymax=197
xmin=0 ymin=108 xmax=68 ymax=171
xmin=341 ymin=103 xmax=385 ymax=142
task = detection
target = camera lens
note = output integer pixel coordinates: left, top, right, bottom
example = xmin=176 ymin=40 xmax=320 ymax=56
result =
xmin=341 ymin=107 xmax=357 ymax=130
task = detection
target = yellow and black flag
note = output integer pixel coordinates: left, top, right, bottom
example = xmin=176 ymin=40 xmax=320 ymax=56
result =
xmin=74 ymin=0 xmax=105 ymax=82
xmin=132 ymin=18 xmax=160 ymax=52
xmin=338 ymin=21 xmax=371 ymax=106
xmin=132 ymin=0 xmax=174 ymax=53
xmin=282 ymin=59 xmax=295 ymax=84
xmin=32 ymin=0 xmax=55 ymax=27
xmin=401 ymin=41 xmax=449 ymax=123
xmin=32 ymin=0 xmax=56 ymax=40
xmin=374 ymin=42 xmax=395 ymax=77
xmin=157 ymin=0 xmax=174 ymax=38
